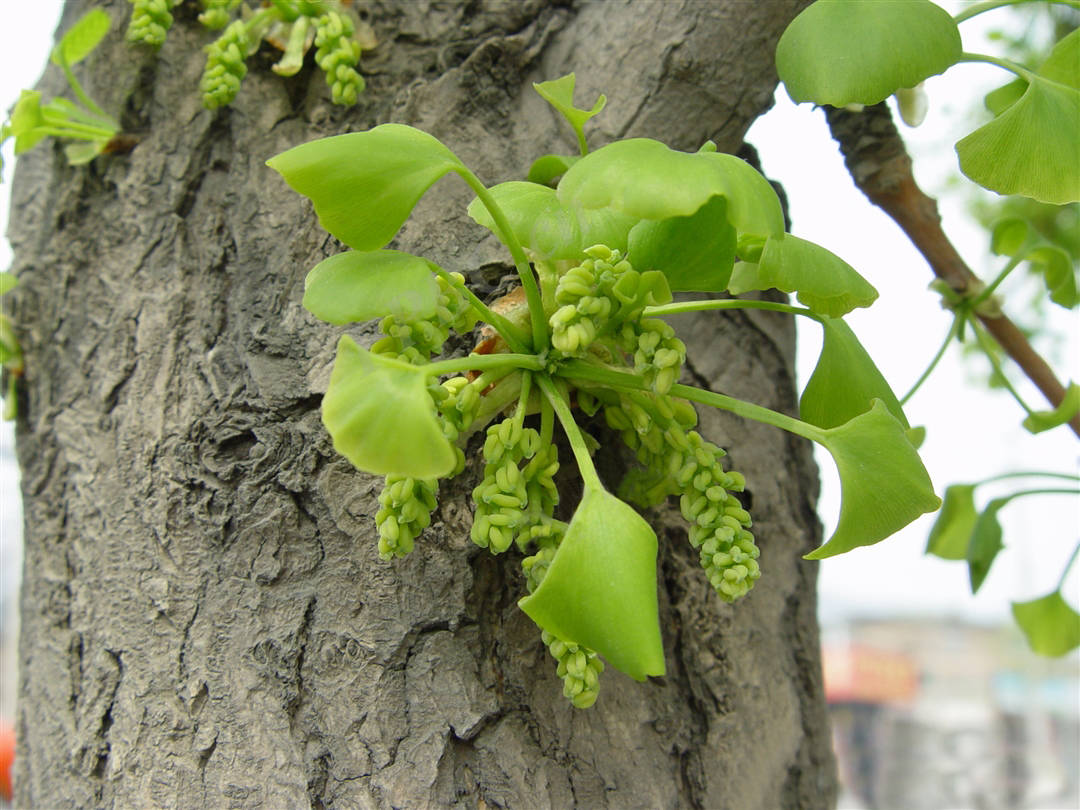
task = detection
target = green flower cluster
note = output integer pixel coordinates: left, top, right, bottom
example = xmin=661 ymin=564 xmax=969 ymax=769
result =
xmin=126 ymin=0 xmax=175 ymax=47
xmin=547 ymin=245 xmax=666 ymax=357
xmin=471 ymin=415 xmax=559 ymax=553
xmin=314 ymin=11 xmax=365 ymax=106
xmin=372 ymin=272 xmax=478 ymax=364
xmin=542 ymin=630 xmax=604 ymax=709
xmin=375 ymin=373 xmax=484 ymax=559
xmin=200 ymin=20 xmax=251 ymax=109
xmin=619 ymin=318 xmax=685 ymax=395
xmin=198 ymin=0 xmax=240 ymax=30
xmin=604 ymin=390 xmax=759 ymax=601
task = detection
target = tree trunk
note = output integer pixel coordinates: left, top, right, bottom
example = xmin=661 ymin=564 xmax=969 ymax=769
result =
xmin=7 ymin=0 xmax=835 ymax=807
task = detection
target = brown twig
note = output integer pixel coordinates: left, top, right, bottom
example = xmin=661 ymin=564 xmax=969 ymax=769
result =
xmin=824 ymin=103 xmax=1080 ymax=439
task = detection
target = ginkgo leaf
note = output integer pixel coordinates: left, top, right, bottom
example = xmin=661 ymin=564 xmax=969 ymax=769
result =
xmin=303 ymin=250 xmax=441 ymax=325
xmin=557 ymin=138 xmax=785 ymax=239
xmin=805 ymin=400 xmax=940 ymax=559
xmin=729 ymin=235 xmax=878 ymax=317
xmin=267 ymin=125 xmax=467 ymax=251
xmin=51 ymin=8 xmax=111 ymax=67
xmin=321 ymin=336 xmax=456 ymax=479
xmin=800 ymin=315 xmax=907 ymax=430
xmin=956 ymin=31 xmax=1080 ymax=204
xmin=1023 ymin=382 xmax=1080 ymax=434
xmin=925 ymin=484 xmax=977 ymax=560
xmin=518 ymin=488 xmax=665 ymax=681
xmin=1012 ymin=591 xmax=1080 ymax=657
xmin=627 ymin=195 xmax=737 ymax=291
xmin=967 ymin=498 xmax=1006 ymax=594
xmin=533 ymin=74 xmax=606 ymax=154
xmin=776 ymin=0 xmax=961 ymax=106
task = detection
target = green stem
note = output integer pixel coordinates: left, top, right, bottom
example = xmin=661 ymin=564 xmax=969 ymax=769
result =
xmin=1000 ymin=487 xmax=1080 ymax=503
xmin=538 ymin=392 xmax=554 ymax=448
xmin=901 ymin=314 xmax=964 ymax=405
xmin=972 ymin=320 xmax=1034 ymax=415
xmin=557 ymin=359 xmax=826 ymax=444
xmin=1057 ymin=540 xmax=1080 ymax=591
xmin=954 ymin=0 xmax=1080 ymax=23
xmin=959 ymin=52 xmax=1037 ymax=83
xmin=433 ymin=267 xmax=530 ymax=354
xmin=645 ymin=298 xmax=819 ymax=321
xmin=974 ymin=470 xmax=1080 ymax=486
xmin=971 ymin=253 xmax=1024 ymax=309
xmin=425 ymin=352 xmax=544 ymax=378
xmin=34 ymin=125 xmax=114 ymax=142
xmin=60 ymin=61 xmax=115 ymax=126
xmin=456 ymin=169 xmax=549 ymax=353
xmin=536 ymin=373 xmax=603 ymax=492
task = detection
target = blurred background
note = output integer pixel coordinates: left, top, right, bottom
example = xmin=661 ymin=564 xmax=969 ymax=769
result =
xmin=1 ymin=2 xmax=1077 ymax=808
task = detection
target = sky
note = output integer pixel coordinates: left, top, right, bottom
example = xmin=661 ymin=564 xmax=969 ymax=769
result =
xmin=0 ymin=2 xmax=1077 ymax=628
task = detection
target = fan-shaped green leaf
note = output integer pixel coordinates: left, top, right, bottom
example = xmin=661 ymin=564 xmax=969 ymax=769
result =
xmin=1023 ymin=382 xmax=1080 ymax=434
xmin=518 ymin=488 xmax=665 ymax=681
xmin=967 ymin=498 xmax=1006 ymax=593
xmin=985 ymin=78 xmax=1027 ymax=116
xmin=557 ymin=139 xmax=785 ymax=239
xmin=990 ymin=218 xmax=1029 ymax=257
xmin=267 ymin=125 xmax=466 ymax=251
xmin=52 ymin=8 xmax=111 ymax=67
xmin=728 ymin=235 xmax=878 ymax=317
xmin=321 ymin=336 xmax=456 ymax=479
xmin=1027 ymin=246 xmax=1078 ymax=309
xmin=925 ymin=484 xmax=977 ymax=560
xmin=527 ymin=154 xmax=578 ymax=187
xmin=466 ymin=181 xmax=636 ymax=260
xmin=800 ymin=315 xmax=907 ymax=430
xmin=805 ymin=400 xmax=940 ymax=560
xmin=776 ymin=0 xmax=961 ymax=106
xmin=957 ymin=31 xmax=1080 ymax=204
xmin=1012 ymin=591 xmax=1080 ymax=657
xmin=303 ymin=250 xmax=441 ymax=325
xmin=627 ymin=195 xmax=736 ymax=291
xmin=533 ymin=74 xmax=606 ymax=153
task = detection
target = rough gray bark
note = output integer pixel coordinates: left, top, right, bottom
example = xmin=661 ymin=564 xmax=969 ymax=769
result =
xmin=7 ymin=0 xmax=835 ymax=807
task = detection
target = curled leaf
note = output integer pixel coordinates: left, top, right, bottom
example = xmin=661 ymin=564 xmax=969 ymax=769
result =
xmin=321 ymin=336 xmax=456 ymax=479
xmin=1023 ymin=382 xmax=1080 ymax=434
xmin=967 ymin=498 xmax=1006 ymax=594
xmin=518 ymin=488 xmax=665 ymax=681
xmin=627 ymin=195 xmax=737 ymax=292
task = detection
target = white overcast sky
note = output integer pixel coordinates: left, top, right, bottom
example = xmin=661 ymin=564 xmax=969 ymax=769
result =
xmin=1 ymin=2 xmax=1077 ymax=626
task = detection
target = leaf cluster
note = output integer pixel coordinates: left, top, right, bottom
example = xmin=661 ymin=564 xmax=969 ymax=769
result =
xmin=267 ymin=75 xmax=941 ymax=705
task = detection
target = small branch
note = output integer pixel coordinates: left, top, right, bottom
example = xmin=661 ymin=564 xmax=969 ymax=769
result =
xmin=823 ymin=103 xmax=1080 ymax=438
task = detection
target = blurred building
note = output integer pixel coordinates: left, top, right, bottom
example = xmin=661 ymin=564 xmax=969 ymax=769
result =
xmin=824 ymin=617 xmax=1080 ymax=810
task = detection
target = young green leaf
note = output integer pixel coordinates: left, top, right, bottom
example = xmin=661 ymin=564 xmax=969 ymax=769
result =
xmin=1023 ymin=382 xmax=1080 ymax=435
xmin=967 ymin=497 xmax=1007 ymax=594
xmin=800 ymin=315 xmax=907 ymax=430
xmin=805 ymin=400 xmax=940 ymax=560
xmin=466 ymin=181 xmax=636 ymax=260
xmin=728 ymin=234 xmax=878 ymax=317
xmin=925 ymin=484 xmax=977 ymax=561
xmin=984 ymin=78 xmax=1027 ymax=116
xmin=956 ymin=31 xmax=1080 ymax=205
xmin=321 ymin=336 xmax=456 ymax=479
xmin=526 ymin=154 xmax=578 ymax=187
xmin=63 ymin=140 xmax=109 ymax=166
xmin=775 ymin=0 xmax=961 ymax=106
xmin=303 ymin=250 xmax=441 ymax=325
xmin=990 ymin=218 xmax=1029 ymax=257
xmin=0 ymin=273 xmax=15 ymax=297
xmin=557 ymin=139 xmax=785 ymax=239
xmin=518 ymin=488 xmax=665 ymax=681
xmin=532 ymin=74 xmax=606 ymax=155
xmin=0 ymin=315 xmax=20 ymax=370
xmin=627 ymin=195 xmax=737 ymax=292
xmin=267 ymin=125 xmax=467 ymax=251
xmin=51 ymin=8 xmax=111 ymax=68
xmin=1012 ymin=591 xmax=1080 ymax=657
xmin=7 ymin=91 xmax=48 ymax=155
xmin=1026 ymin=246 xmax=1078 ymax=309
